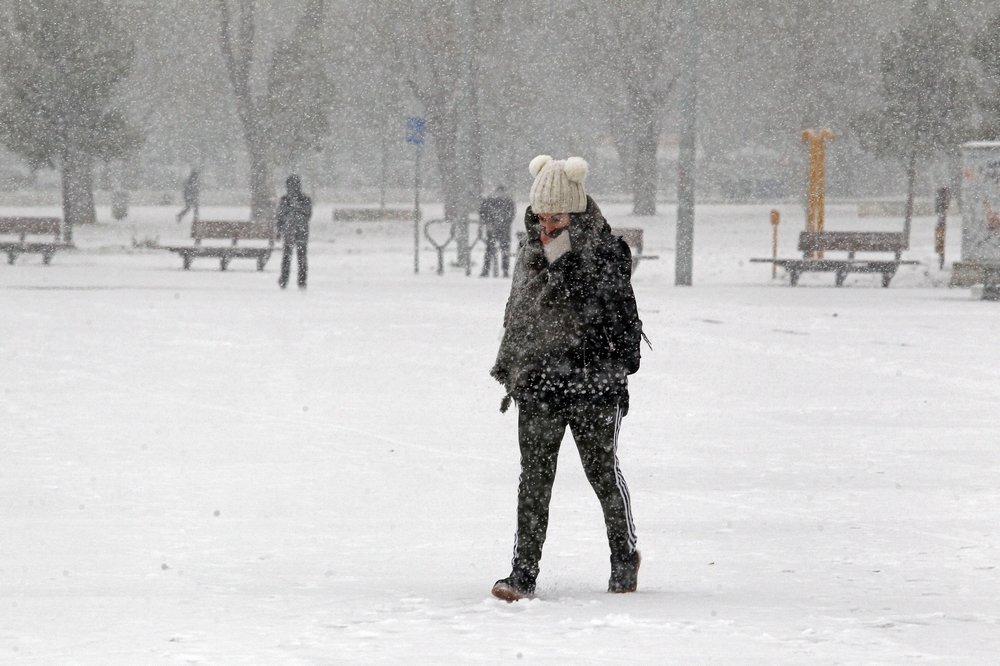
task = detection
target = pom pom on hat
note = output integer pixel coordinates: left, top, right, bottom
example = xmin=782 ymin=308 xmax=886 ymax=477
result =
xmin=528 ymin=155 xmax=588 ymax=214
xmin=529 ymin=154 xmax=552 ymax=178
xmin=563 ymin=157 xmax=588 ymax=183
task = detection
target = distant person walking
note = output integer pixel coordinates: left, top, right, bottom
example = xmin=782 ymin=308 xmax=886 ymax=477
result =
xmin=490 ymin=156 xmax=644 ymax=602
xmin=276 ymin=174 xmax=312 ymax=290
xmin=176 ymin=169 xmax=200 ymax=224
xmin=479 ymin=185 xmax=517 ymax=278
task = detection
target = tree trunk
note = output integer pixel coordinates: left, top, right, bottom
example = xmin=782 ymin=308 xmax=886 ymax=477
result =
xmin=61 ymin=147 xmax=96 ymax=242
xmin=218 ymin=0 xmax=273 ymax=226
xmin=469 ymin=57 xmax=483 ymax=207
xmin=429 ymin=111 xmax=463 ymax=223
xmin=949 ymin=150 xmax=963 ymax=214
xmin=609 ymin=103 xmax=634 ymax=198
xmin=380 ymin=133 xmax=388 ymax=210
xmin=903 ymin=151 xmax=917 ymax=250
xmin=469 ymin=93 xmax=483 ymax=207
xmin=247 ymin=129 xmax=273 ymax=225
xmin=632 ymin=96 xmax=659 ymax=216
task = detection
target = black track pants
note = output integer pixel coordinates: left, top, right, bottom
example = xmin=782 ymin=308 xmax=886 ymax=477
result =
xmin=511 ymin=400 xmax=637 ymax=582
xmin=279 ymin=241 xmax=308 ymax=288
xmin=481 ymin=233 xmax=499 ymax=277
xmin=480 ymin=230 xmax=511 ymax=277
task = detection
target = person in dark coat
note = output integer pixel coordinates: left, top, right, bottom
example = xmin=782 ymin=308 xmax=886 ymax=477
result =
xmin=276 ymin=174 xmax=312 ymax=290
xmin=490 ymin=155 xmax=644 ymax=602
xmin=479 ymin=185 xmax=517 ymax=278
xmin=176 ymin=169 xmax=200 ymax=224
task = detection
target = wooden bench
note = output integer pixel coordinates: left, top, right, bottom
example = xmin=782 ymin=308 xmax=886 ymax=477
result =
xmin=950 ymin=262 xmax=1000 ymax=288
xmin=515 ymin=227 xmax=658 ymax=274
xmin=333 ymin=208 xmax=413 ymax=222
xmin=0 ymin=217 xmax=71 ymax=265
xmin=949 ymin=262 xmax=1000 ymax=300
xmin=751 ymin=231 xmax=919 ymax=287
xmin=614 ymin=228 xmax=659 ymax=274
xmin=163 ymin=221 xmax=275 ymax=271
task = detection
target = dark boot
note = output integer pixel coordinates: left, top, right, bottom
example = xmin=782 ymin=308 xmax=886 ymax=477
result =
xmin=609 ymin=550 xmax=641 ymax=593
xmin=491 ymin=571 xmax=536 ymax=602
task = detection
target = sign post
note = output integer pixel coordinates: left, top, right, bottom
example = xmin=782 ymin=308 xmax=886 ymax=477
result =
xmin=407 ymin=117 xmax=426 ymax=274
xmin=770 ymin=209 xmax=780 ymax=278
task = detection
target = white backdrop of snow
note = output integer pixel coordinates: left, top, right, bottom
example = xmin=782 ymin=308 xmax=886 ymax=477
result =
xmin=1 ymin=202 xmax=998 ymax=664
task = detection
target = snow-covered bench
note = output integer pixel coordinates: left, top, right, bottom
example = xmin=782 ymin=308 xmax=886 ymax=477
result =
xmin=333 ymin=208 xmax=413 ymax=222
xmin=0 ymin=217 xmax=71 ymax=265
xmin=163 ymin=221 xmax=275 ymax=271
xmin=951 ymin=262 xmax=1000 ymax=300
xmin=613 ymin=228 xmax=659 ymax=274
xmin=751 ymin=231 xmax=919 ymax=287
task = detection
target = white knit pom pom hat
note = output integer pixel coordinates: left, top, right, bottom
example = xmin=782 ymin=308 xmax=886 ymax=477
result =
xmin=528 ymin=155 xmax=588 ymax=214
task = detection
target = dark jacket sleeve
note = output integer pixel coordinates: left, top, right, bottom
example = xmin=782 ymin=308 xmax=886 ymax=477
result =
xmin=302 ymin=196 xmax=313 ymax=234
xmin=275 ymin=197 xmax=289 ymax=237
xmin=502 ymin=197 xmax=517 ymax=224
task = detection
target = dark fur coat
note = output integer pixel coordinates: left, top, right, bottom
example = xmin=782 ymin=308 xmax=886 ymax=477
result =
xmin=491 ymin=196 xmax=643 ymax=413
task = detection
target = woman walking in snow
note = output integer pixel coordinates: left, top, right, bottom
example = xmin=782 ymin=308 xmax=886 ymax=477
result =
xmin=490 ymin=155 xmax=644 ymax=601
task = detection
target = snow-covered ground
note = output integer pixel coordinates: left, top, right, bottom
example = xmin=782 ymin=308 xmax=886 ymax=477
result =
xmin=2 ymin=202 xmax=998 ymax=664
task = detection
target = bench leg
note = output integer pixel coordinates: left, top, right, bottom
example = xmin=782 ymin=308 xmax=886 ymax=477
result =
xmin=982 ymin=270 xmax=1000 ymax=300
xmin=881 ymin=269 xmax=896 ymax=288
xmin=789 ymin=269 xmax=800 ymax=286
xmin=42 ymin=251 xmax=53 ymax=265
xmin=182 ymin=255 xmax=192 ymax=270
xmin=257 ymin=256 xmax=266 ymax=271
xmin=7 ymin=251 xmax=17 ymax=265
xmin=220 ymin=256 xmax=231 ymax=271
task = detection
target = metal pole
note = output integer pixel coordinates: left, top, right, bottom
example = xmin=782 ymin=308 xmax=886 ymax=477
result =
xmin=675 ymin=0 xmax=698 ymax=286
xmin=770 ymin=209 xmax=780 ymax=279
xmin=454 ymin=0 xmax=475 ymax=275
xmin=903 ymin=151 xmax=916 ymax=250
xmin=414 ymin=143 xmax=422 ymax=274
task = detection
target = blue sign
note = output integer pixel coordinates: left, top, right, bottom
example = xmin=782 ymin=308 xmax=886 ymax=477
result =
xmin=406 ymin=117 xmax=426 ymax=145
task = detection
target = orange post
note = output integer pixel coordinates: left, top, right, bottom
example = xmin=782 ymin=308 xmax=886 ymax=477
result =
xmin=802 ymin=129 xmax=835 ymax=258
xmin=770 ymin=208 xmax=780 ymax=278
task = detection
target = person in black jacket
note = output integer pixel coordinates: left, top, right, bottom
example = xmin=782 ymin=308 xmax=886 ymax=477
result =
xmin=276 ymin=174 xmax=312 ymax=290
xmin=490 ymin=155 xmax=643 ymax=602
xmin=176 ymin=169 xmax=199 ymax=224
xmin=479 ymin=185 xmax=517 ymax=278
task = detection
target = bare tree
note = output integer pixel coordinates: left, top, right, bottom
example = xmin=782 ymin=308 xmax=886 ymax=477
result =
xmin=853 ymin=0 xmax=972 ymax=241
xmin=389 ymin=1 xmax=467 ymax=221
xmin=216 ymin=0 xmax=331 ymax=224
xmin=472 ymin=1 xmax=536 ymax=190
xmin=335 ymin=1 xmax=408 ymax=207
xmin=582 ymin=0 xmax=680 ymax=215
xmin=217 ymin=0 xmax=270 ymax=222
xmin=388 ymin=0 xmax=537 ymax=221
xmin=0 ymin=0 xmax=142 ymax=238
xmin=972 ymin=7 xmax=1000 ymax=139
